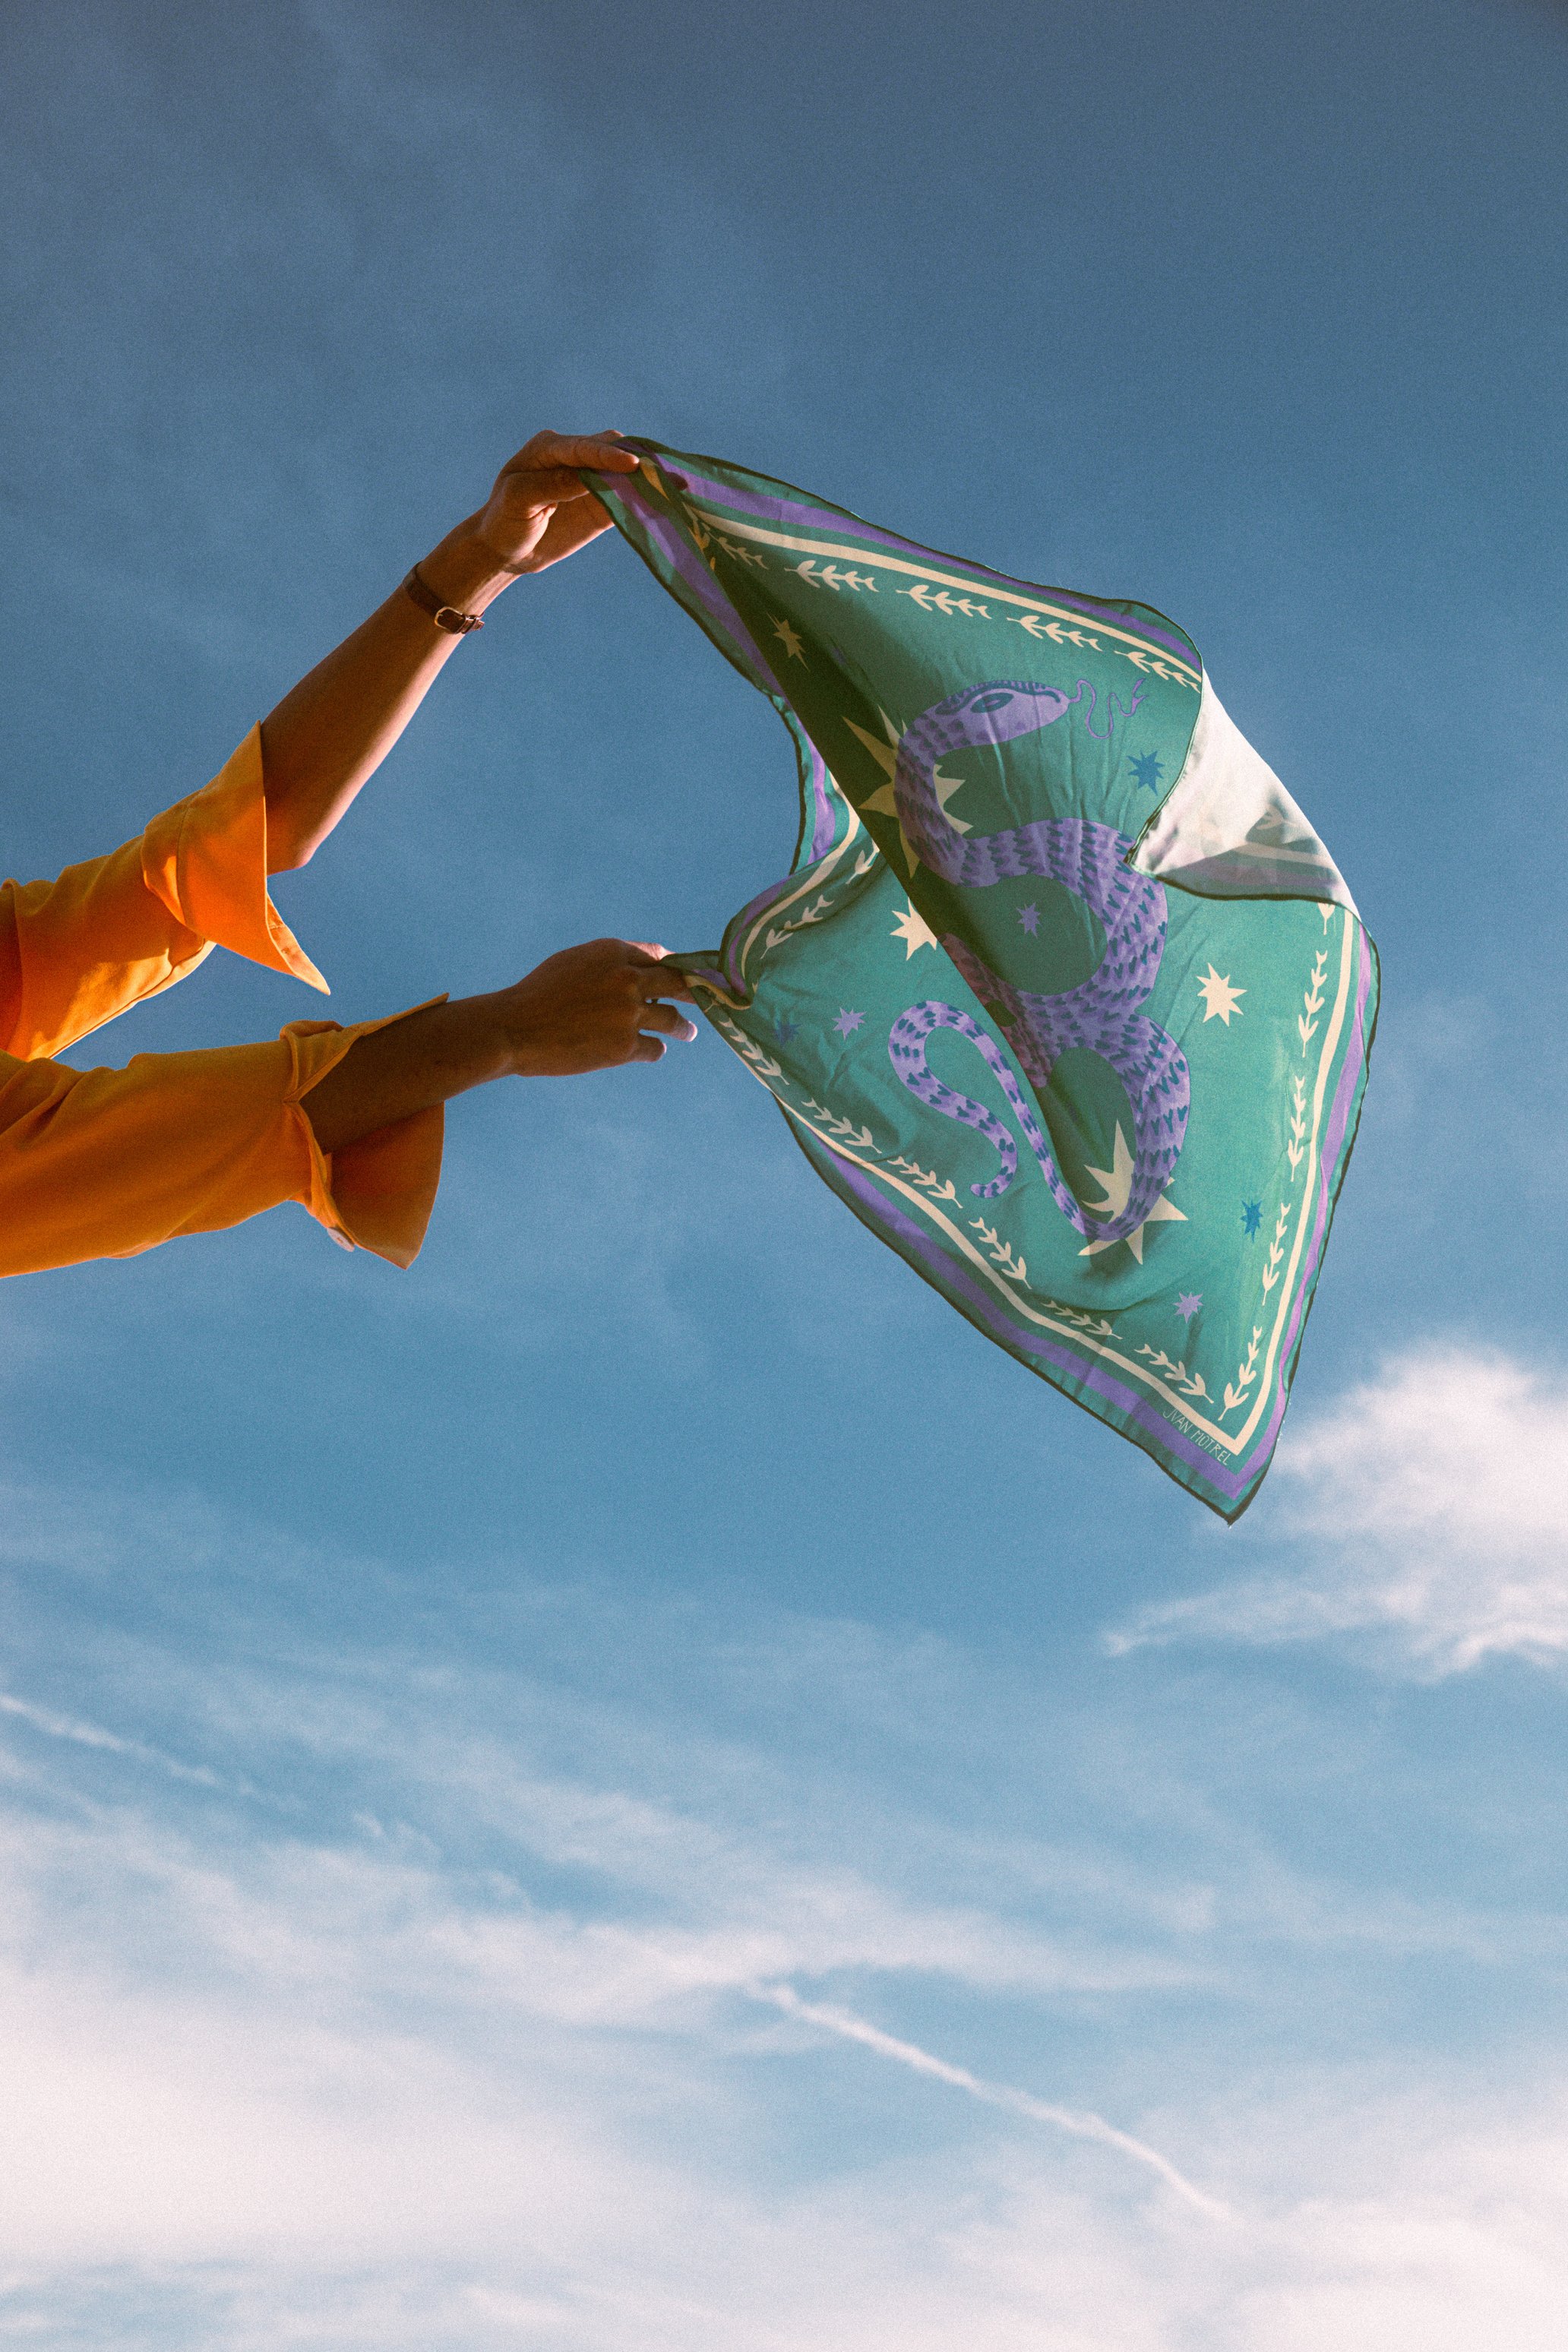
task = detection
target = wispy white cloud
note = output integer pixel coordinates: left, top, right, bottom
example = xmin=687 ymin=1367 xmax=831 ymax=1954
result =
xmin=1108 ymin=1344 xmax=1568 ymax=1674
xmin=0 ymin=1690 xmax=223 ymax=1787
xmin=5 ymin=1955 xmax=1568 ymax=2352
xmin=0 ymin=1681 xmax=1234 ymax=2335
xmin=2 ymin=1463 xmax=1566 ymax=2345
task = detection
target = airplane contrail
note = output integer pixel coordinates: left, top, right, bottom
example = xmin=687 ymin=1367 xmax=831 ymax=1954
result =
xmin=754 ymin=1983 xmax=1232 ymax=2221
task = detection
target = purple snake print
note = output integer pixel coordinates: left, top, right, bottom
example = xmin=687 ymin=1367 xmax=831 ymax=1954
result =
xmin=885 ymin=682 xmax=1190 ymax=1244
xmin=887 ymin=1003 xmax=1055 ymax=1201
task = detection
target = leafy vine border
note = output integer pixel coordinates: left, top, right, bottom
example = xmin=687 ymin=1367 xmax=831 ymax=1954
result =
xmin=1137 ymin=1345 xmax=1209 ymax=1402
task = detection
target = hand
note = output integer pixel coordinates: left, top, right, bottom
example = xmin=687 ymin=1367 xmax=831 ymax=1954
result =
xmin=304 ymin=942 xmax=700 ymax=1155
xmin=495 ymin=938 xmax=699 ymax=1076
xmin=471 ymin=428 xmax=642 ymax=577
xmin=258 ymin=431 xmax=646 ymax=877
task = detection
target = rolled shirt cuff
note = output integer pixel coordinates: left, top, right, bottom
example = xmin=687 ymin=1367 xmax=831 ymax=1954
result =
xmin=283 ymin=1000 xmax=448 ymax=1269
xmin=140 ymin=724 xmax=329 ymax=993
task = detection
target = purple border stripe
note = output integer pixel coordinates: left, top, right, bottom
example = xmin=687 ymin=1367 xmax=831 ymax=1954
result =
xmin=621 ymin=476 xmax=842 ymax=874
xmin=807 ymin=745 xmax=839 ymax=861
xmin=618 ymin=479 xmax=786 ymax=698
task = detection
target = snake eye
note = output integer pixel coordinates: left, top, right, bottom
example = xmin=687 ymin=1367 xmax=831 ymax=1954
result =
xmin=969 ymin=690 xmax=1014 ymax=713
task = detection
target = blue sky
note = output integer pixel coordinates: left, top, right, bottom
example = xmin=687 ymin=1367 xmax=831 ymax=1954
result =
xmin=3 ymin=1 xmax=1568 ymax=2342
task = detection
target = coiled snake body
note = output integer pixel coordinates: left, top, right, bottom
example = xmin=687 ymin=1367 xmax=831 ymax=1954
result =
xmin=884 ymin=682 xmax=1190 ymax=1247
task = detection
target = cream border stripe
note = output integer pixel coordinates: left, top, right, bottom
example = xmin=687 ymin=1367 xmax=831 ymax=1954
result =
xmin=684 ymin=501 xmax=1203 ymax=689
xmin=736 ymin=801 xmax=865 ymax=975
xmin=1231 ymin=909 xmax=1355 ymax=1452
xmin=771 ymin=1096 xmax=1242 ymax=1438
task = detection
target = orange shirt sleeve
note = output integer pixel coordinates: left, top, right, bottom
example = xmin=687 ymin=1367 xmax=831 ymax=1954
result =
xmin=0 ymin=1004 xmax=444 ymax=1278
xmin=1 ymin=726 xmax=325 ymax=1064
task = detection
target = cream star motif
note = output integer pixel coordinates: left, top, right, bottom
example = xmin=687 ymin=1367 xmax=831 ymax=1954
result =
xmin=843 ymin=710 xmax=969 ymax=877
xmin=890 ymin=899 xmax=939 ymax=957
xmin=1076 ymin=1125 xmax=1187 ymax=1264
xmin=1197 ymin=966 xmax=1245 ymax=1025
xmin=773 ymin=618 xmax=806 ymax=662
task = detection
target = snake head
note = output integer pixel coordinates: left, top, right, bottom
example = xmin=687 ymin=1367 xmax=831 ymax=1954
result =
xmin=934 ymin=681 xmax=1074 ymax=751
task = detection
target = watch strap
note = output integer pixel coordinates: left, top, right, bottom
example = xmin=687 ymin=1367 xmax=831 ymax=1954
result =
xmin=402 ymin=564 xmax=483 ymax=635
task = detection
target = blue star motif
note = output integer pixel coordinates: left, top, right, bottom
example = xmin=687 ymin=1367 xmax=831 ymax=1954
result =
xmin=1017 ymin=903 xmax=1040 ymax=935
xmin=1242 ymin=1200 xmax=1263 ymax=1236
xmin=1129 ymin=751 xmax=1164 ymax=793
xmin=833 ymin=1008 xmax=865 ymax=1038
xmin=776 ymin=1017 xmax=798 ymax=1045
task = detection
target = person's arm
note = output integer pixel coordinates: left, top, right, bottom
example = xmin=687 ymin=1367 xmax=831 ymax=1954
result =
xmin=0 ymin=430 xmax=636 ymax=1061
xmin=0 ymin=938 xmax=699 ymax=1282
xmin=258 ymin=429 xmax=640 ymax=873
xmin=303 ymin=937 xmax=697 ymax=1153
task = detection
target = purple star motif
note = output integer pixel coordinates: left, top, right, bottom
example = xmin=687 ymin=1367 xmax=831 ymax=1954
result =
xmin=1174 ymin=1292 xmax=1202 ymax=1322
xmin=1242 ymin=1200 xmax=1263 ymax=1237
xmin=1017 ymin=903 xmax=1040 ymax=935
xmin=833 ymin=1008 xmax=865 ymax=1038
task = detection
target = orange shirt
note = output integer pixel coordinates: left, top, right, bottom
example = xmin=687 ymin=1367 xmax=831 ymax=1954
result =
xmin=0 ymin=729 xmax=442 ymax=1277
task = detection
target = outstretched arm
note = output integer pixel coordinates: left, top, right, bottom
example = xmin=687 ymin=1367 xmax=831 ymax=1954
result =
xmin=303 ymin=937 xmax=698 ymax=1153
xmin=258 ymin=430 xmax=640 ymax=873
xmin=0 ymin=937 xmax=700 ymax=1282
